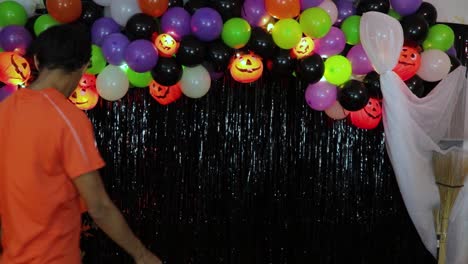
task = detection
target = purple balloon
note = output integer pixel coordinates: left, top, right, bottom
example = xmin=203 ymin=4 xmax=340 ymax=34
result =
xmin=305 ymin=81 xmax=337 ymax=111
xmin=314 ymin=27 xmax=346 ymax=57
xmin=390 ymin=0 xmax=422 ymax=16
xmin=101 ymin=33 xmax=130 ymax=66
xmin=447 ymin=45 xmax=457 ymax=57
xmin=335 ymin=0 xmax=356 ymax=25
xmin=347 ymin=44 xmax=373 ymax=75
xmin=241 ymin=0 xmax=270 ymax=27
xmin=0 ymin=25 xmax=32 ymax=54
xmin=161 ymin=7 xmax=191 ymax=41
xmin=0 ymin=84 xmax=17 ymax=102
xmin=191 ymin=8 xmax=223 ymax=42
xmin=91 ymin=17 xmax=121 ymax=45
xmin=301 ymin=0 xmax=325 ymax=10
xmin=124 ymin=40 xmax=158 ymax=73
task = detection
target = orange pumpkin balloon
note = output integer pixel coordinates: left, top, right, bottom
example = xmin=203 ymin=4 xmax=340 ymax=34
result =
xmin=230 ymin=53 xmax=263 ymax=84
xmin=154 ymin=33 xmax=179 ymax=57
xmin=265 ymin=0 xmax=300 ymax=19
xmin=292 ymin=37 xmax=315 ymax=59
xmin=138 ymin=0 xmax=169 ymax=18
xmin=69 ymin=74 xmax=99 ymax=110
xmin=393 ymin=45 xmax=421 ymax=81
xmin=349 ymin=98 xmax=382 ymax=130
xmin=0 ymin=52 xmax=31 ymax=86
xmin=149 ymin=80 xmax=182 ymax=105
xmin=46 ymin=0 xmax=82 ymax=23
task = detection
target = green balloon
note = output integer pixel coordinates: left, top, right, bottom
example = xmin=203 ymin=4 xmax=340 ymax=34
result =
xmin=0 ymin=47 xmax=3 ymax=52
xmin=324 ymin=55 xmax=352 ymax=86
xmin=422 ymin=24 xmax=455 ymax=51
xmin=127 ymin=69 xmax=153 ymax=88
xmin=388 ymin=9 xmax=402 ymax=20
xmin=340 ymin=15 xmax=361 ymax=45
xmin=299 ymin=7 xmax=332 ymax=39
xmin=34 ymin=15 xmax=60 ymax=36
xmin=221 ymin=18 xmax=251 ymax=49
xmin=86 ymin=45 xmax=107 ymax=75
xmin=272 ymin=19 xmax=302 ymax=50
xmin=0 ymin=1 xmax=28 ymax=27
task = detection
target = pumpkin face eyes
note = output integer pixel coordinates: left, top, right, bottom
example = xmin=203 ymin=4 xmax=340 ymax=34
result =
xmin=394 ymin=45 xmax=421 ymax=81
xmin=230 ymin=53 xmax=264 ymax=83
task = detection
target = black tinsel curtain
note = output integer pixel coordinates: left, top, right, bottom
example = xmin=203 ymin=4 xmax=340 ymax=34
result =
xmin=80 ymin=24 xmax=468 ymax=264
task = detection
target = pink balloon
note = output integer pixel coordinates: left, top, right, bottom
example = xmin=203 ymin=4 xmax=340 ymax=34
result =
xmin=325 ymin=100 xmax=349 ymax=120
xmin=305 ymin=81 xmax=337 ymax=111
xmin=347 ymin=44 xmax=373 ymax=75
xmin=318 ymin=1 xmax=338 ymax=24
xmin=417 ymin=50 xmax=451 ymax=82
xmin=314 ymin=27 xmax=346 ymax=57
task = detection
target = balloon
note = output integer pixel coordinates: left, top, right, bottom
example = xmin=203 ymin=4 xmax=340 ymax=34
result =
xmin=422 ymin=24 xmax=455 ymax=52
xmin=271 ymin=18 xmax=301 ymax=49
xmin=127 ymin=68 xmax=153 ymax=87
xmin=176 ymin=36 xmax=206 ymax=67
xmin=401 ymin=14 xmax=428 ymax=44
xmin=305 ymin=81 xmax=337 ymax=111
xmin=299 ymin=7 xmax=332 ymax=39
xmin=448 ymin=55 xmax=461 ymax=73
xmin=190 ymin=7 xmax=223 ymax=42
xmin=318 ymin=1 xmax=338 ymax=24
xmin=0 ymin=1 xmax=28 ymax=27
xmin=86 ymin=45 xmax=107 ymax=75
xmin=230 ymin=53 xmax=263 ymax=83
xmin=363 ymin=71 xmax=382 ymax=99
xmin=388 ymin=9 xmax=401 ymax=20
xmin=268 ymin=49 xmax=296 ymax=77
xmin=221 ymin=18 xmax=251 ymax=49
xmin=125 ymin=39 xmax=159 ymax=72
xmin=324 ymin=100 xmax=349 ymax=120
xmin=168 ymin=0 xmax=183 ymax=8
xmin=356 ymin=0 xmax=389 ymax=15
xmin=91 ymin=17 xmax=120 ymax=45
xmin=101 ymin=33 xmax=130 ymax=65
xmin=151 ymin=57 xmax=182 ymax=86
xmin=46 ymin=0 xmax=82 ymax=23
xmin=404 ymin=75 xmax=424 ymax=98
xmin=184 ymin=0 xmax=208 ymax=15
xmin=422 ymin=80 xmax=439 ymax=97
xmin=206 ymin=40 xmax=233 ymax=72
xmin=265 ymin=0 xmax=300 ymax=19
xmin=96 ymin=65 xmax=129 ymax=101
xmin=80 ymin=1 xmax=104 ymax=26
xmin=110 ymin=0 xmax=142 ymax=26
xmin=338 ymin=80 xmax=369 ymax=111
xmin=346 ymin=44 xmax=373 ymax=75
xmin=246 ymin=27 xmax=277 ymax=60
xmin=349 ymin=97 xmax=382 ymax=130
xmin=335 ymin=0 xmax=356 ymax=25
xmin=300 ymin=0 xmax=324 ymax=10
xmin=209 ymin=0 xmax=243 ymax=22
xmin=296 ymin=54 xmax=324 ymax=84
xmin=0 ymin=0 xmax=35 ymax=18
xmin=417 ymin=49 xmax=450 ymax=82
xmin=0 ymin=25 xmax=32 ymax=55
xmin=447 ymin=45 xmax=457 ymax=57
xmin=393 ymin=45 xmax=421 ymax=81
xmin=24 ymin=15 xmax=39 ymax=36
xmin=94 ymin=0 xmax=112 ymax=6
xmin=390 ymin=0 xmax=422 ymax=16
xmin=161 ymin=7 xmax=191 ymax=41
xmin=0 ymin=83 xmax=17 ymax=102
xmin=202 ymin=61 xmax=224 ymax=80
xmin=415 ymin=2 xmax=437 ymax=26
xmin=241 ymin=0 xmax=271 ymax=27
xmin=149 ymin=80 xmax=182 ymax=104
xmin=125 ymin=13 xmax=158 ymax=41
xmin=314 ymin=27 xmax=346 ymax=57
xmin=324 ymin=55 xmax=351 ymax=85
xmin=180 ymin=64 xmax=211 ymax=98
xmin=292 ymin=36 xmax=315 ymax=59
xmin=138 ymin=0 xmax=169 ymax=17
xmin=340 ymin=15 xmax=360 ymax=45
xmin=34 ymin=14 xmax=60 ymax=36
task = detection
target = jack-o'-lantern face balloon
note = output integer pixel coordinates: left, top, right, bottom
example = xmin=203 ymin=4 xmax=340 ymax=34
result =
xmin=155 ymin=34 xmax=179 ymax=58
xmin=349 ymin=98 xmax=382 ymax=130
xmin=230 ymin=53 xmax=263 ymax=84
xmin=0 ymin=52 xmax=31 ymax=85
xmin=149 ymin=80 xmax=182 ymax=105
xmin=292 ymin=37 xmax=315 ymax=59
xmin=393 ymin=46 xmax=421 ymax=81
xmin=69 ymin=74 xmax=99 ymax=111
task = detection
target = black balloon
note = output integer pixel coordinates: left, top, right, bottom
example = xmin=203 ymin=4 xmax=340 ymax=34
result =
xmin=25 ymin=15 xmax=40 ymax=37
xmin=449 ymin=55 xmax=461 ymax=73
xmin=209 ymin=0 xmax=242 ymax=21
xmin=206 ymin=40 xmax=233 ymax=72
xmin=184 ymin=0 xmax=209 ymax=15
xmin=246 ymin=27 xmax=277 ymax=60
xmin=339 ymin=80 xmax=369 ymax=111
xmin=80 ymin=1 xmax=104 ymax=26
xmin=357 ymin=0 xmax=390 ymax=15
xmin=168 ymin=0 xmax=184 ymax=8
xmin=151 ymin=57 xmax=183 ymax=86
xmin=125 ymin=13 xmax=158 ymax=40
xmin=269 ymin=49 xmax=296 ymax=77
xmin=422 ymin=80 xmax=439 ymax=97
xmin=416 ymin=2 xmax=438 ymax=26
xmin=401 ymin=14 xmax=429 ymax=44
xmin=295 ymin=54 xmax=324 ymax=84
xmin=404 ymin=75 xmax=425 ymax=98
xmin=176 ymin=36 xmax=207 ymax=67
xmin=363 ymin=71 xmax=382 ymax=99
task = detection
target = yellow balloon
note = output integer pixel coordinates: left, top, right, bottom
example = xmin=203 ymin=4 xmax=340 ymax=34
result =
xmin=324 ymin=55 xmax=352 ymax=85
xmin=272 ymin=19 xmax=302 ymax=50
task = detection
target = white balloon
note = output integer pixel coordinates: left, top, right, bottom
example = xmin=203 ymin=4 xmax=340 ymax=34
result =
xmin=417 ymin=50 xmax=451 ymax=82
xmin=110 ymin=0 xmax=141 ymax=26
xmin=94 ymin=0 xmax=112 ymax=7
xmin=96 ymin=65 xmax=129 ymax=101
xmin=0 ymin=0 xmax=36 ymax=17
xmin=180 ymin=65 xmax=211 ymax=99
xmin=318 ymin=0 xmax=338 ymax=24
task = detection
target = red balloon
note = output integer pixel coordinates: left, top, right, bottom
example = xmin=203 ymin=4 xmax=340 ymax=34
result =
xmin=138 ymin=0 xmax=169 ymax=18
xmin=265 ymin=0 xmax=300 ymax=19
xmin=349 ymin=98 xmax=382 ymax=130
xmin=0 ymin=52 xmax=31 ymax=86
xmin=393 ymin=45 xmax=421 ymax=81
xmin=149 ymin=80 xmax=182 ymax=105
xmin=46 ymin=0 xmax=82 ymax=23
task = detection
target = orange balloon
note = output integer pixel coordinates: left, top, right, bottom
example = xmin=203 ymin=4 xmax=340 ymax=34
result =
xmin=138 ymin=0 xmax=169 ymax=18
xmin=265 ymin=0 xmax=300 ymax=19
xmin=46 ymin=0 xmax=82 ymax=23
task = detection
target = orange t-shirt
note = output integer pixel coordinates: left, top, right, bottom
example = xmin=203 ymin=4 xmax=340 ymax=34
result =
xmin=0 ymin=88 xmax=105 ymax=264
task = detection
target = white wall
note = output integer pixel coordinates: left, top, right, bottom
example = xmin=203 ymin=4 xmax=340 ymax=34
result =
xmin=425 ymin=0 xmax=468 ymax=24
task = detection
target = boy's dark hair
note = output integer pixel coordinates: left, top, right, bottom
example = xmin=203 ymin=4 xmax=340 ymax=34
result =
xmin=27 ymin=24 xmax=92 ymax=73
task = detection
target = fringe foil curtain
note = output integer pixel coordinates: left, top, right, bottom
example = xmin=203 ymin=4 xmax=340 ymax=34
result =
xmin=80 ymin=24 xmax=467 ymax=264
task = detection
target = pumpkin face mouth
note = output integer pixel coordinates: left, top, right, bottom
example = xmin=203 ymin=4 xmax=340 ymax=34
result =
xmin=363 ymin=100 xmax=382 ymax=119
xmin=296 ymin=45 xmax=310 ymax=54
xmin=153 ymin=85 xmax=171 ymax=98
xmin=364 ymin=107 xmax=382 ymax=119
